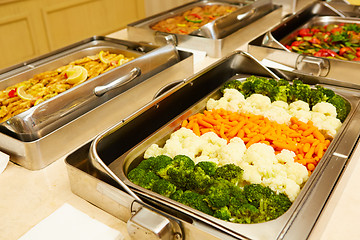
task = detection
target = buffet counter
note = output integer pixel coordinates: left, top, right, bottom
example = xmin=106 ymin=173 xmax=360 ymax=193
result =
xmin=1 ymin=2 xmax=360 ymax=239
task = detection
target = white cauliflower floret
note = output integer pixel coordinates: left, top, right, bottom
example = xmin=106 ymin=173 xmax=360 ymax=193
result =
xmin=272 ymin=100 xmax=289 ymax=109
xmin=291 ymin=109 xmax=312 ymax=124
xmin=263 ymin=106 xmax=291 ymax=125
xmin=239 ymin=144 xmax=308 ymax=202
xmin=289 ymin=100 xmax=310 ymax=113
xmin=245 ymin=94 xmax=271 ymax=113
xmin=206 ymin=88 xmax=245 ymax=112
xmin=312 ymin=102 xmax=337 ymax=118
xmin=313 ymin=115 xmax=342 ymax=139
xmin=218 ymin=137 xmax=246 ymax=166
xmin=144 ymin=144 xmax=164 ymax=159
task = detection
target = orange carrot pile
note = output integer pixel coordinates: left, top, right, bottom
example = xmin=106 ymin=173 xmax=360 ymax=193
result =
xmin=181 ymin=108 xmax=330 ymax=175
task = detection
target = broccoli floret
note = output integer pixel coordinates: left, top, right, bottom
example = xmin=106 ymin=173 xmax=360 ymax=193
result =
xmin=327 ymin=94 xmax=351 ymax=122
xmin=205 ymin=179 xmax=233 ymax=209
xmin=214 ymin=163 xmax=243 ymax=186
xmin=166 ymin=155 xmax=195 ymax=188
xmin=170 ymin=189 xmax=184 ymax=201
xmin=151 ymin=179 xmax=177 ymax=197
xmin=231 ymin=203 xmax=260 ymax=224
xmin=187 ymin=166 xmax=214 ymax=194
xmin=180 ymin=190 xmax=214 ymax=215
xmin=287 ymin=79 xmax=312 ymax=103
xmin=252 ymin=77 xmax=280 ymax=101
xmin=195 ymin=161 xmax=217 ymax=176
xmin=220 ymin=80 xmax=242 ymax=94
xmin=243 ymin=184 xmax=292 ymax=222
xmin=244 ymin=184 xmax=274 ymax=208
xmin=260 ymin=192 xmax=292 ymax=220
xmin=151 ymin=155 xmax=173 ymax=178
xmin=137 ymin=155 xmax=173 ymax=174
xmin=127 ymin=168 xmax=160 ymax=190
xmin=213 ymin=206 xmax=232 ymax=221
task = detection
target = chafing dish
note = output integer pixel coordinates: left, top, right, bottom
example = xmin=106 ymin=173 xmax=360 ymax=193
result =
xmin=66 ymin=50 xmax=360 ymax=240
xmin=248 ymin=1 xmax=360 ymax=86
xmin=0 ymin=36 xmax=193 ymax=170
xmin=127 ymin=0 xmax=282 ymax=58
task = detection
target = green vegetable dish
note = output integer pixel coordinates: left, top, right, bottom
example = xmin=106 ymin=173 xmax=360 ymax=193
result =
xmin=285 ymin=23 xmax=360 ymax=61
xmin=127 ymin=76 xmax=350 ymax=224
xmin=128 ymin=155 xmax=292 ymax=224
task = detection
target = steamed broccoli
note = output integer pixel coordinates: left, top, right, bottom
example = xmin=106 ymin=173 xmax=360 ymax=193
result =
xmin=187 ymin=166 xmax=214 ymax=194
xmin=179 ymin=190 xmax=214 ymax=215
xmin=195 ymin=161 xmax=217 ymax=176
xmin=287 ymin=79 xmax=312 ymax=103
xmin=220 ymin=79 xmax=242 ymax=94
xmin=327 ymin=94 xmax=351 ymax=122
xmin=214 ymin=163 xmax=243 ymax=186
xmin=152 ymin=179 xmax=177 ymax=197
xmin=166 ymin=155 xmax=195 ymax=188
xmin=213 ymin=206 xmax=232 ymax=221
xmin=128 ymin=154 xmax=293 ymax=224
xmin=137 ymin=155 xmax=173 ymax=174
xmin=127 ymin=168 xmax=160 ymax=190
xmin=205 ymin=179 xmax=233 ymax=209
xmin=243 ymin=184 xmax=292 ymax=222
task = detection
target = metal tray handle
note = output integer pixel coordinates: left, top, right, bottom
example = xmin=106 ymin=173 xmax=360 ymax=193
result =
xmin=94 ymin=67 xmax=141 ymax=96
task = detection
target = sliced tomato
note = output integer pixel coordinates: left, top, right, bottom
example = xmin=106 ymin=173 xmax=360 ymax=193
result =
xmin=298 ymin=28 xmax=313 ymax=37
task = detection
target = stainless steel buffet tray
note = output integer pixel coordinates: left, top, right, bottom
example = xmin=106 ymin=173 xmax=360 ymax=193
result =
xmin=0 ymin=36 xmax=194 ymax=170
xmin=127 ymin=0 xmax=282 ymax=58
xmin=248 ymin=1 xmax=360 ymax=85
xmin=66 ymin=51 xmax=360 ymax=240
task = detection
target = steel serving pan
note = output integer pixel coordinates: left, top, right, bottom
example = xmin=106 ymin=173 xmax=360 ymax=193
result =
xmin=248 ymin=1 xmax=360 ymax=85
xmin=78 ymin=51 xmax=360 ymax=240
xmin=127 ymin=0 xmax=282 ymax=58
xmin=0 ymin=36 xmax=194 ymax=170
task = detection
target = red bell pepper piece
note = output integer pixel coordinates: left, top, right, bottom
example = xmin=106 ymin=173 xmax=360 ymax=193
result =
xmin=353 ymin=57 xmax=360 ymax=61
xmin=8 ymin=88 xmax=17 ymax=98
xmin=309 ymin=38 xmax=321 ymax=44
xmin=339 ymin=47 xmax=352 ymax=56
xmin=190 ymin=13 xmax=202 ymax=19
xmin=290 ymin=41 xmax=304 ymax=47
xmin=356 ymin=51 xmax=360 ymax=58
xmin=314 ymin=49 xmax=337 ymax=57
xmin=298 ymin=28 xmax=313 ymax=37
xmin=330 ymin=27 xmax=342 ymax=34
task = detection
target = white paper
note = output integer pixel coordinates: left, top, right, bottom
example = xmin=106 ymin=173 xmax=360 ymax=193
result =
xmin=0 ymin=151 xmax=9 ymax=174
xmin=19 ymin=203 xmax=124 ymax=240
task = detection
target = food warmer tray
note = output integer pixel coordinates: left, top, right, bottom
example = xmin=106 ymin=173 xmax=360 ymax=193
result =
xmin=325 ymin=0 xmax=360 ymax=18
xmin=0 ymin=36 xmax=193 ymax=170
xmin=248 ymin=1 xmax=360 ymax=86
xmin=66 ymin=50 xmax=360 ymax=240
xmin=127 ymin=0 xmax=282 ymax=58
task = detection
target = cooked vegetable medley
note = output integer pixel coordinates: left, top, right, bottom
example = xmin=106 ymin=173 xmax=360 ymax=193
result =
xmin=151 ymin=5 xmax=237 ymax=35
xmin=286 ymin=23 xmax=360 ymax=61
xmin=128 ymin=76 xmax=350 ymax=223
xmin=0 ymin=51 xmax=134 ymax=123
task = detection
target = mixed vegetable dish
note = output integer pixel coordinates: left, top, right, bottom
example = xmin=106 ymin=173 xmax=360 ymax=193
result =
xmin=285 ymin=23 xmax=360 ymax=61
xmin=127 ymin=76 xmax=350 ymax=224
xmin=151 ymin=5 xmax=237 ymax=35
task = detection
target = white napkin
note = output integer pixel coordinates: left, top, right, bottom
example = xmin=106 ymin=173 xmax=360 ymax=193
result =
xmin=0 ymin=151 xmax=9 ymax=174
xmin=19 ymin=203 xmax=124 ymax=240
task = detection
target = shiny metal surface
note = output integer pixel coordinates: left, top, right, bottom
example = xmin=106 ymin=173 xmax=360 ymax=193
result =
xmin=0 ymin=37 xmax=194 ymax=170
xmin=127 ymin=0 xmax=282 ymax=57
xmin=70 ymin=51 xmax=360 ymax=239
xmin=248 ymin=1 xmax=360 ymax=84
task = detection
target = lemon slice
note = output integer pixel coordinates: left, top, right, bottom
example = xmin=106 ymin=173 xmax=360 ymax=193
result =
xmin=65 ymin=66 xmax=88 ymax=84
xmin=34 ymin=98 xmax=44 ymax=106
xmin=99 ymin=50 xmax=109 ymax=64
xmin=16 ymin=85 xmax=36 ymax=101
